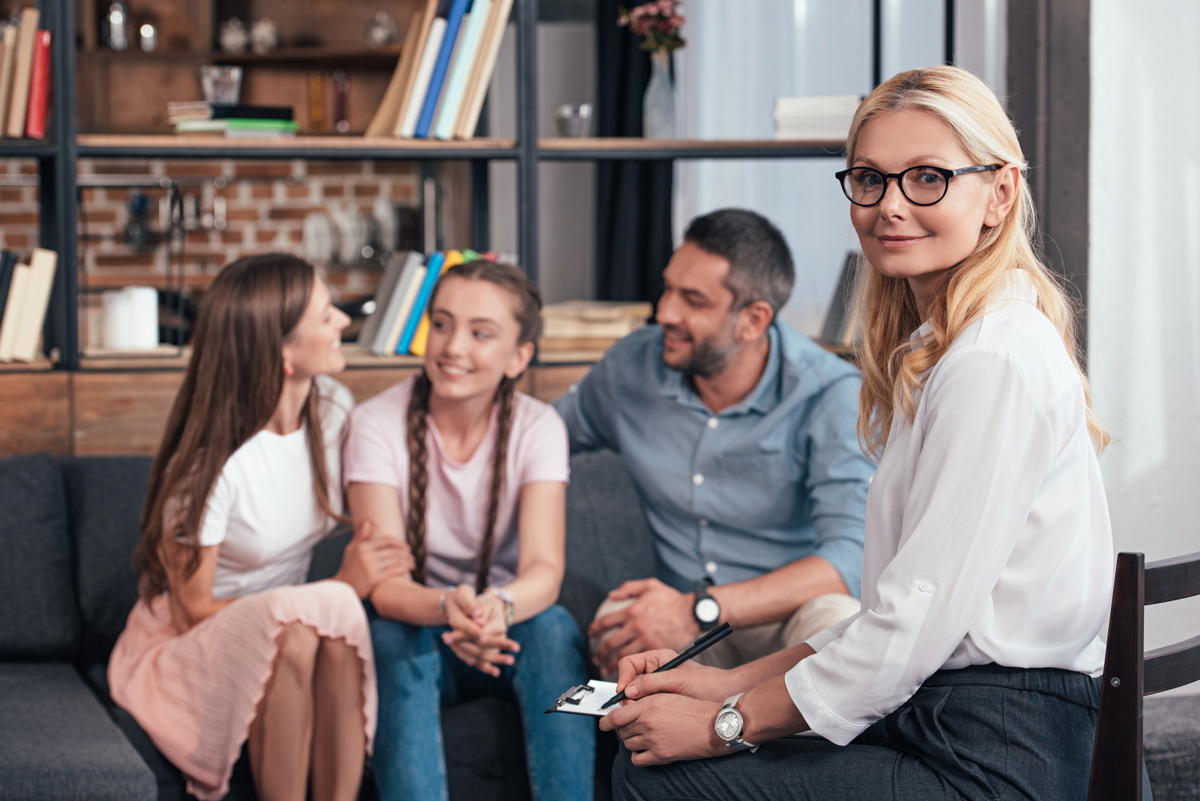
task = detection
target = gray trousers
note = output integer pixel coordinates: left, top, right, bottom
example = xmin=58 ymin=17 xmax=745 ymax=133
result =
xmin=613 ymin=663 xmax=1149 ymax=801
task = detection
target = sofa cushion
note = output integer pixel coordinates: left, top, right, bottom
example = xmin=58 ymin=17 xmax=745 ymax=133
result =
xmin=59 ymin=456 xmax=154 ymax=665
xmin=1145 ymin=694 xmax=1200 ymax=801
xmin=559 ymin=451 xmax=658 ymax=634
xmin=0 ymin=452 xmax=78 ymax=659
xmin=0 ymin=663 xmax=155 ymax=801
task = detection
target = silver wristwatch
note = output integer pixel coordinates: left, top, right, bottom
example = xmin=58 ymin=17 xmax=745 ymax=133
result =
xmin=714 ymin=693 xmax=760 ymax=753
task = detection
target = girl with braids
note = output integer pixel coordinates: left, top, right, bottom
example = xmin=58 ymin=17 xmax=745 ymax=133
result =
xmin=344 ymin=260 xmax=594 ymax=801
xmin=604 ymin=66 xmax=1119 ymax=801
xmin=109 ymin=254 xmax=412 ymax=801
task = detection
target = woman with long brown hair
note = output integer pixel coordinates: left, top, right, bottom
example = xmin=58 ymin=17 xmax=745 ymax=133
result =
xmin=108 ymin=253 xmax=411 ymax=801
xmin=344 ymin=260 xmax=594 ymax=801
xmin=601 ymin=66 xmax=1117 ymax=800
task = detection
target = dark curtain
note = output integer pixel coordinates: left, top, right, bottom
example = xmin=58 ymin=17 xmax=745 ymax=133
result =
xmin=593 ymin=0 xmax=675 ymax=302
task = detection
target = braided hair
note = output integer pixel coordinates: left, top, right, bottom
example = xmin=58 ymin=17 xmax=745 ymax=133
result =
xmin=405 ymin=260 xmax=542 ymax=592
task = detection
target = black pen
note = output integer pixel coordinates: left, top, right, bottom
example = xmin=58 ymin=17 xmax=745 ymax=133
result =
xmin=599 ymin=622 xmax=733 ymax=710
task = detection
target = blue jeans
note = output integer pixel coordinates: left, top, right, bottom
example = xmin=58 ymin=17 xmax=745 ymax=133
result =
xmin=369 ymin=603 xmax=595 ymax=801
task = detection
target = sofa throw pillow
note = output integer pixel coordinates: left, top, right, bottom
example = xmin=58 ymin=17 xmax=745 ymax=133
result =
xmin=0 ymin=452 xmax=79 ymax=658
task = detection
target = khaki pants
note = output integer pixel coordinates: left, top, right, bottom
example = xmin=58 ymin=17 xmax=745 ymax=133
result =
xmin=591 ymin=592 xmax=861 ymax=674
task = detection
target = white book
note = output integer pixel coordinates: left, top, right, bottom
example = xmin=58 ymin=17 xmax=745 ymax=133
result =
xmin=434 ymin=0 xmax=492 ymax=140
xmin=11 ymin=248 xmax=56 ymax=362
xmin=0 ymin=23 xmax=19 ymax=132
xmin=399 ymin=18 xmax=447 ymax=139
xmin=5 ymin=7 xmax=39 ymax=139
xmin=0 ymin=262 xmax=30 ymax=361
xmin=367 ymin=251 xmax=426 ymax=355
xmin=381 ymin=265 xmax=428 ymax=355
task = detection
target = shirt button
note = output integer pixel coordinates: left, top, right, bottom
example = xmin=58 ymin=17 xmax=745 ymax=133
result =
xmin=918 ymin=582 xmax=935 ymax=593
xmin=698 ymin=518 xmax=708 ymax=527
xmin=705 ymin=561 xmax=718 ymax=574
xmin=707 ymin=417 xmax=719 ymax=429
xmin=692 ymin=473 xmax=704 ymax=486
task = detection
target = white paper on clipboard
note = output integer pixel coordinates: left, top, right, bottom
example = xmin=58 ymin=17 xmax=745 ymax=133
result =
xmin=545 ymin=680 xmax=620 ymax=716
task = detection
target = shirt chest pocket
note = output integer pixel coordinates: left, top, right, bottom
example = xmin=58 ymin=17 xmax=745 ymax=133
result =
xmin=714 ymin=449 xmax=798 ymax=522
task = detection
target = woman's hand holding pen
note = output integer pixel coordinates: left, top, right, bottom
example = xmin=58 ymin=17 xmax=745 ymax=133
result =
xmin=614 ymin=649 xmax=739 ymax=704
xmin=599 ymin=680 xmax=726 ymax=766
xmin=442 ymin=585 xmax=520 ymax=677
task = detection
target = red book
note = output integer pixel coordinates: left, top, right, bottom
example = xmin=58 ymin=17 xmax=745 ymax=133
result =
xmin=24 ymin=30 xmax=50 ymax=140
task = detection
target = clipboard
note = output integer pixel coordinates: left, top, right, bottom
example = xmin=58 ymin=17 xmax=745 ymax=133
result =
xmin=544 ymin=680 xmax=620 ymax=716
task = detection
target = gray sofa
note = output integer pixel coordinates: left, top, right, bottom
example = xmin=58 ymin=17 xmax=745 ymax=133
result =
xmin=0 ymin=450 xmax=654 ymax=801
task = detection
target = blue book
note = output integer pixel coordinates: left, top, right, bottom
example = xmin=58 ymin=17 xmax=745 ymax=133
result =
xmin=398 ymin=251 xmax=446 ymax=353
xmin=414 ymin=0 xmax=472 ymax=138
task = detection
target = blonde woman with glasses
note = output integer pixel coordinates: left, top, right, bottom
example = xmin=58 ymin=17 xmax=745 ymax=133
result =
xmin=601 ymin=66 xmax=1122 ymax=801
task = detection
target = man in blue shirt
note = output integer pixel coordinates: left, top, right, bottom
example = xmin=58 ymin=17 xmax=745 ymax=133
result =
xmin=554 ymin=209 xmax=874 ymax=676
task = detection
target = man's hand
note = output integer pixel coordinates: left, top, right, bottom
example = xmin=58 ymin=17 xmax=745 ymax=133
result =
xmin=334 ymin=520 xmax=415 ymax=599
xmin=588 ymin=578 xmax=700 ymax=675
xmin=442 ymin=585 xmax=520 ymax=677
xmin=599 ymin=692 xmax=727 ymax=767
xmin=615 ymin=649 xmax=737 ymax=705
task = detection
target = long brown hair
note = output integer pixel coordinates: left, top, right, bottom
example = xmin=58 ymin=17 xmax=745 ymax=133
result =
xmin=849 ymin=66 xmax=1108 ymax=458
xmin=405 ymin=260 xmax=541 ymax=593
xmin=134 ymin=253 xmax=343 ymax=601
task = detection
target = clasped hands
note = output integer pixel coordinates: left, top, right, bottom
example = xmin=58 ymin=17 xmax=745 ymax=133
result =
xmin=599 ymin=649 xmax=738 ymax=767
xmin=588 ymin=577 xmax=703 ymax=676
xmin=440 ymin=585 xmax=520 ymax=677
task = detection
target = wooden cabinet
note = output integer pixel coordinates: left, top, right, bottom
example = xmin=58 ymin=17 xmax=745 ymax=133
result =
xmin=0 ymin=373 xmax=71 ymax=457
xmin=0 ymin=363 xmax=591 ymax=458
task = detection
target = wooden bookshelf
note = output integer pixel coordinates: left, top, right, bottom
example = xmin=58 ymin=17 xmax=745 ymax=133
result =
xmin=77 ymin=134 xmax=519 ymax=160
xmin=537 ymin=137 xmax=846 ymax=160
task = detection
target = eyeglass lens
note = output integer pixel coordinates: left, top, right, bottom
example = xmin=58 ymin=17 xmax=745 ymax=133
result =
xmin=841 ymin=167 xmax=948 ymax=206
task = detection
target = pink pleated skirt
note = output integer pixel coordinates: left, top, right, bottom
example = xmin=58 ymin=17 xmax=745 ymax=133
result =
xmin=108 ymin=580 xmax=377 ymax=801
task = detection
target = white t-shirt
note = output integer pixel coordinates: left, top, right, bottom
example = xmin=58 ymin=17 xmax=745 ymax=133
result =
xmin=787 ymin=271 xmax=1113 ymax=746
xmin=194 ymin=376 xmax=355 ymax=600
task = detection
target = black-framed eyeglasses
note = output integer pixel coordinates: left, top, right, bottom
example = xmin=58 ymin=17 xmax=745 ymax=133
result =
xmin=835 ymin=164 xmax=1001 ymax=207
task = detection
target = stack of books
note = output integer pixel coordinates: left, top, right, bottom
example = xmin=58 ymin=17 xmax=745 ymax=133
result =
xmin=0 ymin=8 xmax=52 ymax=140
xmin=364 ymin=0 xmax=514 ymax=141
xmin=0 ymin=248 xmax=58 ymax=363
xmin=538 ymin=301 xmax=652 ymax=363
xmin=168 ymin=102 xmax=299 ymax=138
xmin=357 ymin=248 xmax=500 ymax=357
xmin=772 ymin=95 xmax=862 ymax=140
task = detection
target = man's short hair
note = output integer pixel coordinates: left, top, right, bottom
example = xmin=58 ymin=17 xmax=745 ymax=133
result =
xmin=683 ymin=209 xmax=795 ymax=316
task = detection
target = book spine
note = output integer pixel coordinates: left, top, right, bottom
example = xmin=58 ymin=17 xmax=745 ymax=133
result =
xmin=398 ymin=252 xmax=445 ymax=353
xmin=433 ymin=0 xmax=491 ymax=140
xmin=414 ymin=0 xmax=472 ymax=139
xmin=400 ymin=18 xmax=447 ymax=138
xmin=23 ymin=30 xmax=48 ymax=140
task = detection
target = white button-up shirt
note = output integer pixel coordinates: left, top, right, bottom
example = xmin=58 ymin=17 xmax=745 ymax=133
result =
xmin=786 ymin=272 xmax=1113 ymax=746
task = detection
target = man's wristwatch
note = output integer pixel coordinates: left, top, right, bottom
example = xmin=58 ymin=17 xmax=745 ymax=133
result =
xmin=714 ymin=694 xmax=759 ymax=753
xmin=693 ymin=582 xmax=721 ymax=631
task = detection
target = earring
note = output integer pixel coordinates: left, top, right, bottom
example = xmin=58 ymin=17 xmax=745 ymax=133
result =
xmin=284 ymin=365 xmax=294 ymax=376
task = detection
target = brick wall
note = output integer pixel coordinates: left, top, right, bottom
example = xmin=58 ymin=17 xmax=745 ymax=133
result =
xmin=0 ymin=156 xmax=429 ymax=349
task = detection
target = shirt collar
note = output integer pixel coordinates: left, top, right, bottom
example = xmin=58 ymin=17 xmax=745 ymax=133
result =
xmin=909 ymin=270 xmax=1039 ymax=348
xmin=658 ymin=325 xmax=782 ymax=416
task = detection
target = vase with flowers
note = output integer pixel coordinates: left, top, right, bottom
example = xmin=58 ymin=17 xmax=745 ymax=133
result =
xmin=618 ymin=1 xmax=685 ymax=139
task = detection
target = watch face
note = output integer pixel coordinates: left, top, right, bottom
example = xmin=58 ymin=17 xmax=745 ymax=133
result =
xmin=695 ymin=597 xmax=720 ymax=624
xmin=715 ymin=709 xmax=742 ymax=741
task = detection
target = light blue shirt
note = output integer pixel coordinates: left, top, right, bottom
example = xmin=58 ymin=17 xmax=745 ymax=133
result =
xmin=553 ymin=322 xmax=874 ymax=598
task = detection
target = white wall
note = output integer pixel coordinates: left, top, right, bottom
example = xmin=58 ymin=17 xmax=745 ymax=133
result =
xmin=1090 ymin=0 xmax=1200 ymax=693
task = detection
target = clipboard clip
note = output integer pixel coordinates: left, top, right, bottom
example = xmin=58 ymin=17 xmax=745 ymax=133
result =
xmin=554 ymin=684 xmax=594 ymax=708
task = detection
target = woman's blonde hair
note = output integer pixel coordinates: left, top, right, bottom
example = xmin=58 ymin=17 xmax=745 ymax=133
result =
xmin=849 ymin=65 xmax=1107 ymax=459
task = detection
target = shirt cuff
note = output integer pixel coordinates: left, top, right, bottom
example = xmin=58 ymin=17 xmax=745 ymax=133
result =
xmin=804 ymin=611 xmax=861 ymax=652
xmin=785 ymin=656 xmax=868 ymax=747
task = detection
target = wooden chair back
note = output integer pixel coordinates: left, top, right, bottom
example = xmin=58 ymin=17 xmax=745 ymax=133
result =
xmin=1087 ymin=550 xmax=1200 ymax=800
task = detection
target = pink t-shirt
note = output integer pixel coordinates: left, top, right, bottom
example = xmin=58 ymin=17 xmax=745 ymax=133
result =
xmin=344 ymin=376 xmax=570 ymax=588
